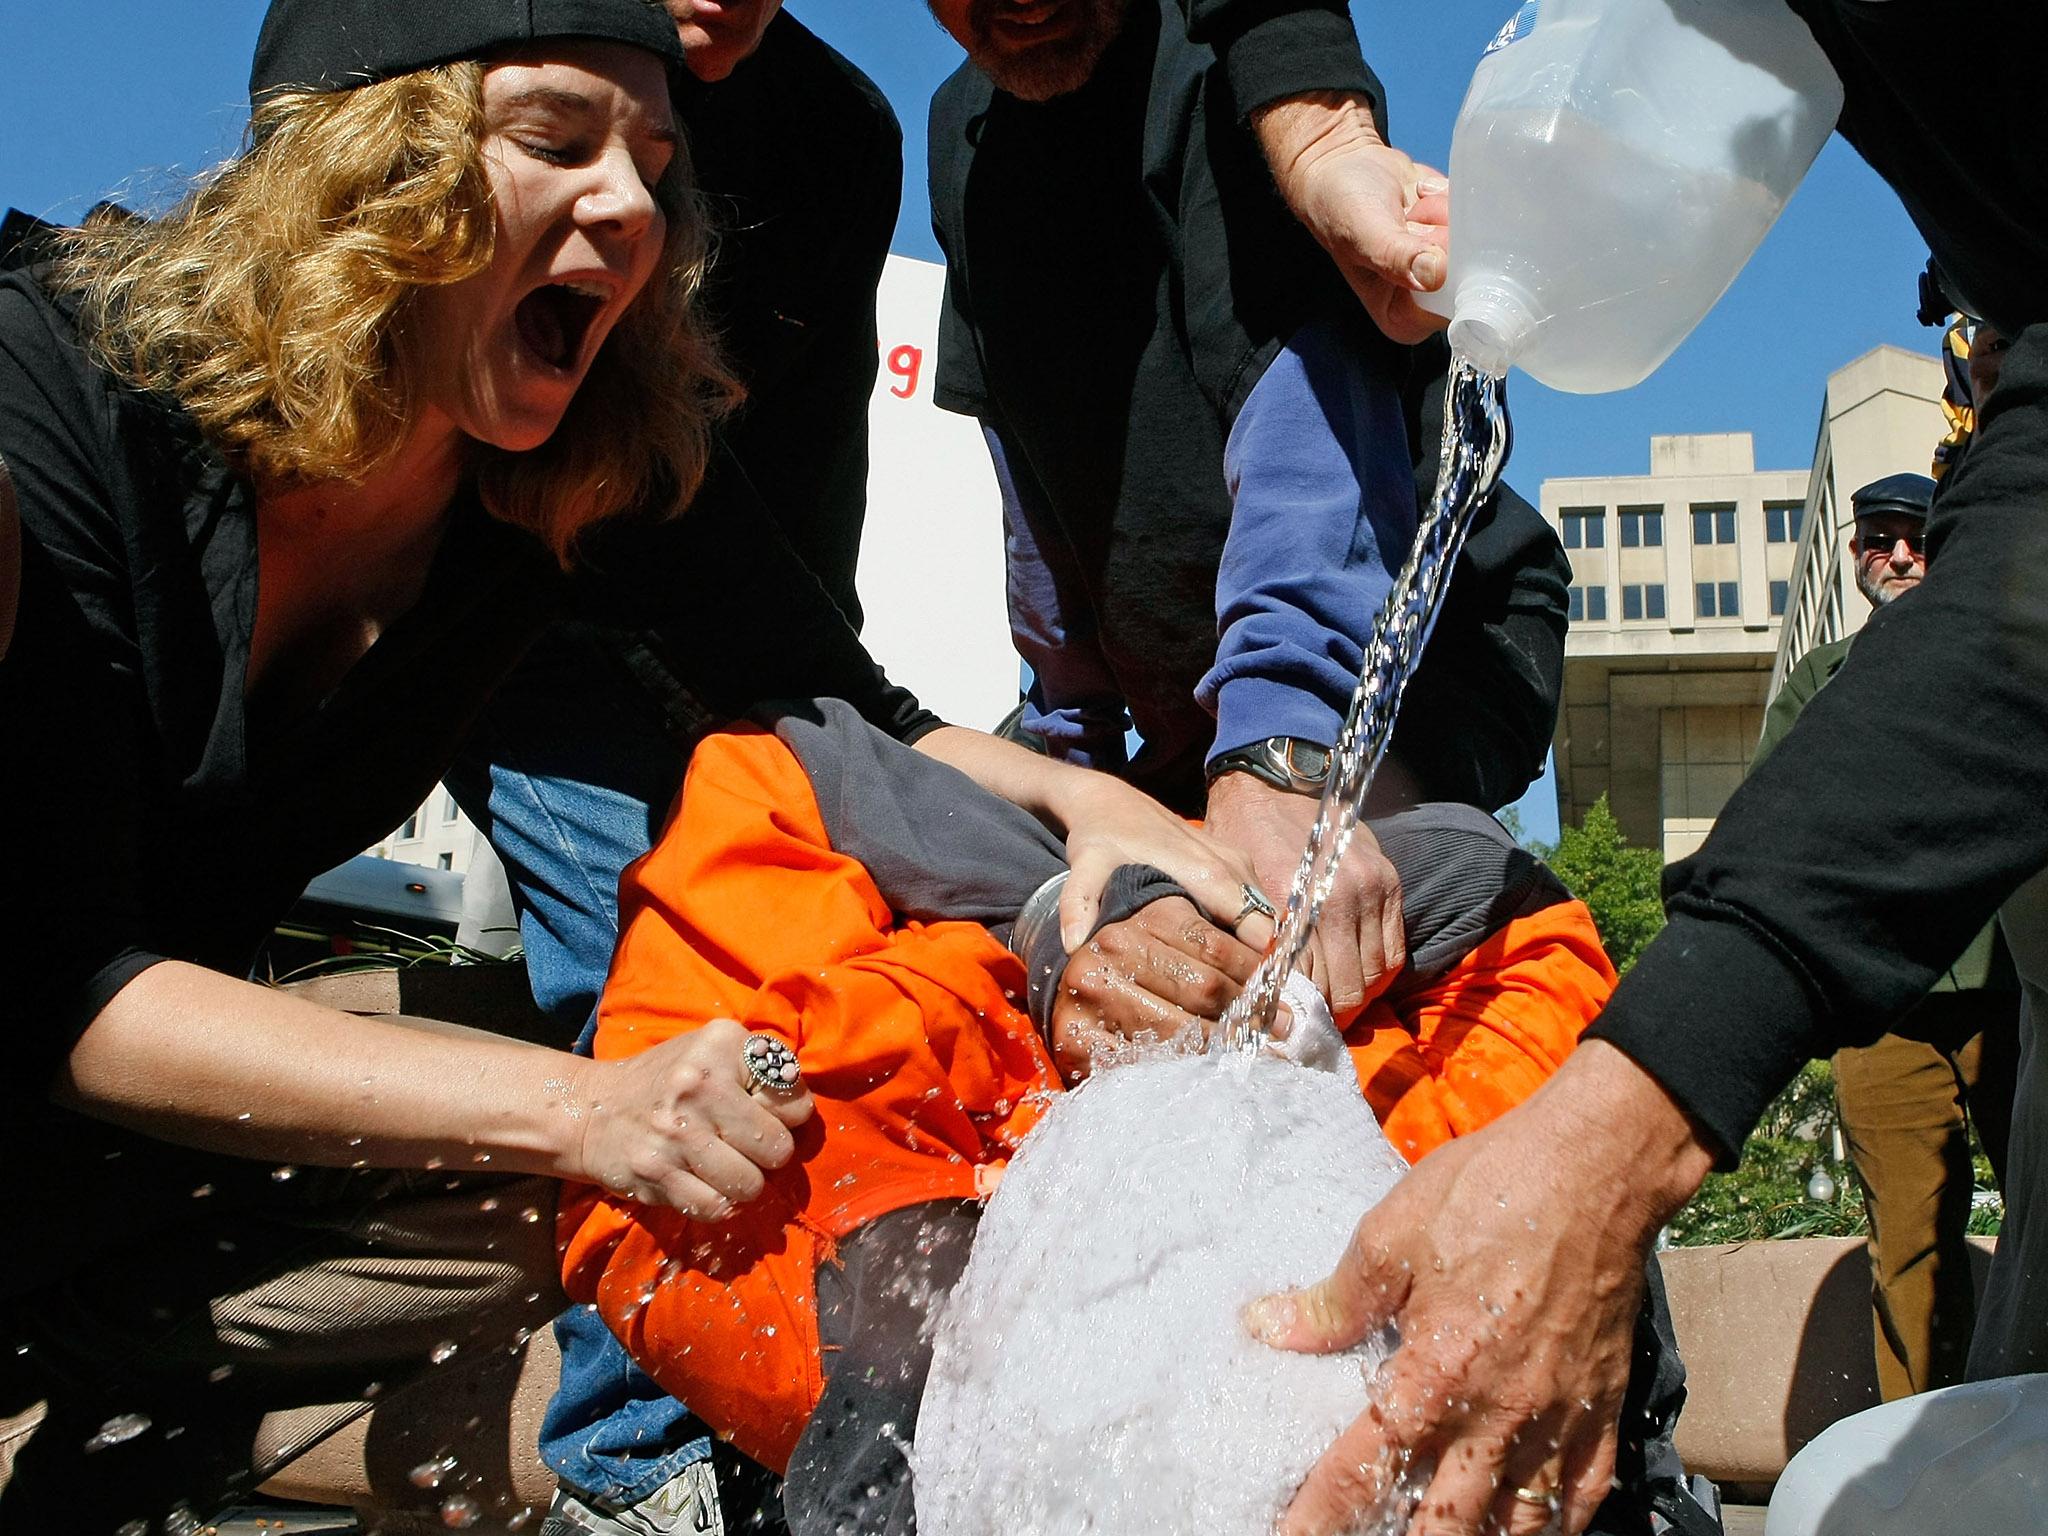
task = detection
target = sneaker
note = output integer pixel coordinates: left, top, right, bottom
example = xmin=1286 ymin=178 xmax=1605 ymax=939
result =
xmin=539 ymin=1460 xmax=724 ymax=1536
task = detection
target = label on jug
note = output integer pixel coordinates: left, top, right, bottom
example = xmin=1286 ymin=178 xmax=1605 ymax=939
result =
xmin=1483 ymin=0 xmax=1539 ymax=56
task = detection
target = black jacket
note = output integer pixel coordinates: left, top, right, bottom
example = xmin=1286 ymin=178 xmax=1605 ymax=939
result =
xmin=1592 ymin=0 xmax=2048 ymax=1159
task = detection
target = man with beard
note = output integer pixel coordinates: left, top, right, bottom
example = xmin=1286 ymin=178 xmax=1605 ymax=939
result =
xmin=1752 ymin=472 xmax=2020 ymax=1404
xmin=924 ymin=0 xmax=1570 ymax=1017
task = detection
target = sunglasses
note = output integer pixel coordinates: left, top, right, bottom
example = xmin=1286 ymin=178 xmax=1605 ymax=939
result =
xmin=1856 ymin=529 xmax=1926 ymax=557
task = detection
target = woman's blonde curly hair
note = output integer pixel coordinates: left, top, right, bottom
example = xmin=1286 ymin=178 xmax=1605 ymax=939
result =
xmin=60 ymin=60 xmax=738 ymax=565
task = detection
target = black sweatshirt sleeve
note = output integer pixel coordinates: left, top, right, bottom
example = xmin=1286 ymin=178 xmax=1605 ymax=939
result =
xmin=718 ymin=85 xmax=903 ymax=631
xmin=1589 ymin=321 xmax=2048 ymax=1164
xmin=579 ymin=450 xmax=941 ymax=744
xmin=1174 ymin=0 xmax=1376 ymax=114
xmin=0 ymin=281 xmax=170 ymax=1080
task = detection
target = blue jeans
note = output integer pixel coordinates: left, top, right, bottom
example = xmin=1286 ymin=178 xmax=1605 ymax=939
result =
xmin=447 ymin=624 xmax=715 ymax=1509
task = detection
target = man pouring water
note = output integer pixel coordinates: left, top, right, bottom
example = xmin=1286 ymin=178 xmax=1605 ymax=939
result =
xmin=1217 ymin=1 xmax=2048 ymax=1532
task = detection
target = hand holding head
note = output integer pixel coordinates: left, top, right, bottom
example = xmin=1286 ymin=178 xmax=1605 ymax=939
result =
xmin=572 ymin=1016 xmax=814 ymax=1221
xmin=1246 ymin=1042 xmax=1717 ymax=1536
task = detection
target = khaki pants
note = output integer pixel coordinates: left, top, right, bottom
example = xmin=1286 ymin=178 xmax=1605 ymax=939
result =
xmin=0 ymin=1148 xmax=565 ymax=1535
xmin=1834 ymin=996 xmax=2018 ymax=1400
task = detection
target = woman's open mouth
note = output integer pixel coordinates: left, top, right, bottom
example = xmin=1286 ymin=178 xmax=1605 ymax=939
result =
xmin=515 ymin=279 xmax=610 ymax=374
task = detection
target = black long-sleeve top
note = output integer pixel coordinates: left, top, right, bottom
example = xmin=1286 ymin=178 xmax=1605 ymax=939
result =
xmin=1589 ymin=0 xmax=2048 ymax=1160
xmin=0 ymin=251 xmax=930 ymax=1091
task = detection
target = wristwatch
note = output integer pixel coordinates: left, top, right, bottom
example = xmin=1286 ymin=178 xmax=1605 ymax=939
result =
xmin=1204 ymin=736 xmax=1334 ymax=795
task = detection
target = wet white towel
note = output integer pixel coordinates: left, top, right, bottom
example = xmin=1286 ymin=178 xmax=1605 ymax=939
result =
xmin=915 ymin=975 xmax=1407 ymax=1536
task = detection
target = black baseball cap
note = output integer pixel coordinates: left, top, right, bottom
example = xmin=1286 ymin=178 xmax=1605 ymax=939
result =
xmin=1850 ymin=473 xmax=1935 ymax=524
xmin=250 ymin=0 xmax=686 ymax=105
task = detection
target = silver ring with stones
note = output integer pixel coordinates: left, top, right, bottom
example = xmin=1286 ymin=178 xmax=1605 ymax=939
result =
xmin=743 ymin=1034 xmax=802 ymax=1094
xmin=1233 ymin=883 xmax=1277 ymax=927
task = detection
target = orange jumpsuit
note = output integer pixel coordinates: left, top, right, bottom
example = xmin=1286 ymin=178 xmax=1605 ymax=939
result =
xmin=561 ymin=725 xmax=1615 ymax=1471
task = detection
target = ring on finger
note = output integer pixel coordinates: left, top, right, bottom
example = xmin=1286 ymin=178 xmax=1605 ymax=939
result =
xmin=742 ymin=1033 xmax=802 ymax=1094
xmin=1511 ymin=1484 xmax=1560 ymax=1510
xmin=1233 ymin=882 xmax=1277 ymax=927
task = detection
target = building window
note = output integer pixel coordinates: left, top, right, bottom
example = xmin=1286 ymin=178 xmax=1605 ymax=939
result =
xmin=1696 ymin=581 xmax=1742 ymax=618
xmin=1695 ymin=581 xmax=1744 ymax=618
xmin=1568 ymin=584 xmax=1607 ymax=622
xmin=398 ymin=814 xmax=420 ymax=841
xmin=1770 ymin=579 xmax=1790 ymax=616
xmin=1691 ymin=503 xmax=1738 ymax=545
xmin=1561 ymin=508 xmax=1605 ymax=549
xmin=441 ymin=789 xmax=461 ymax=824
xmin=1764 ymin=500 xmax=1806 ymax=544
xmin=437 ymin=851 xmax=455 ymax=870
xmin=1621 ymin=583 xmax=1666 ymax=622
xmin=1619 ymin=506 xmax=1664 ymax=548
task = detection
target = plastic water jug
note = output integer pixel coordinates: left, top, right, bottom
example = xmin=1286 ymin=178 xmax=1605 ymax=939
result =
xmin=1417 ymin=0 xmax=1843 ymax=392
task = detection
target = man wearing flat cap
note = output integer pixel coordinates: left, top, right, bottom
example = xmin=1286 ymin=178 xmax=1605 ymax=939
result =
xmin=1754 ymin=471 xmax=2021 ymax=1402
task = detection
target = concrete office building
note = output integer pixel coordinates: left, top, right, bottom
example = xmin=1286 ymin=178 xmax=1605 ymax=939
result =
xmin=1547 ymin=345 xmax=1946 ymax=861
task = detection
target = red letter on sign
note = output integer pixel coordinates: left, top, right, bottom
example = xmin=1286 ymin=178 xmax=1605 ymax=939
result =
xmin=887 ymin=343 xmax=923 ymax=399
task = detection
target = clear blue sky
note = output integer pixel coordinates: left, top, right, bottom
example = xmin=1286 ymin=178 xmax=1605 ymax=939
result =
xmin=3 ymin=2 xmax=1936 ymax=841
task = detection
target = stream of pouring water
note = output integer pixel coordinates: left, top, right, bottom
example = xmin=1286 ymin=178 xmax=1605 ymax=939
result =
xmin=1221 ymin=353 xmax=1511 ymax=1047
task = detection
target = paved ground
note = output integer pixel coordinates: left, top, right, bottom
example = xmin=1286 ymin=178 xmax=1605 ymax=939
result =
xmin=212 ymin=1500 xmax=1775 ymax=1534
xmin=214 ymin=1510 xmax=355 ymax=1536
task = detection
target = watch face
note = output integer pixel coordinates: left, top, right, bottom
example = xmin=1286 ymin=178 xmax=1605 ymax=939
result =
xmin=1287 ymin=740 xmax=1332 ymax=781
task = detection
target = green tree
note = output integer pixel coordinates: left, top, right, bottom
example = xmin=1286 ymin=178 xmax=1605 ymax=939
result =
xmin=1540 ymin=794 xmax=1666 ymax=973
xmin=1496 ymin=805 xmax=1527 ymax=846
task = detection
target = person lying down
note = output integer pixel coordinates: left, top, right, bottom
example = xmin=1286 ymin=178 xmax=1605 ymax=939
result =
xmin=560 ymin=698 xmax=1673 ymax=1534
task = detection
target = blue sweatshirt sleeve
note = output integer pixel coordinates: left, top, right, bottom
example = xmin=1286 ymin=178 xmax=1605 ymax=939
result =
xmin=984 ymin=424 xmax=1132 ymax=771
xmin=1199 ymin=319 xmax=1416 ymax=764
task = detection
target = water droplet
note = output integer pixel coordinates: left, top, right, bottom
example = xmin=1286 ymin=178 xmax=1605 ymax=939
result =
xmin=271 ymin=1164 xmax=298 ymax=1182
xmin=208 ymin=1363 xmax=235 ymax=1383
xmin=429 ymin=1340 xmax=459 ymax=1365
xmin=84 ymin=1413 xmax=151 ymax=1451
xmin=520 ymin=1206 xmax=543 ymax=1224
xmin=440 ymin=1493 xmax=482 ymax=1528
xmin=409 ymin=1455 xmax=455 ymax=1489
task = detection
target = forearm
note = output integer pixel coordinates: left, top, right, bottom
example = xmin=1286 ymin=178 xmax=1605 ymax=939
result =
xmin=1524 ymin=1041 xmax=1718 ymax=1242
xmin=1206 ymin=319 xmax=1413 ymax=763
xmin=56 ymin=961 xmax=594 ymax=1177
xmin=1251 ymin=89 xmax=1386 ymax=179
xmin=913 ymin=724 xmax=1094 ymax=832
